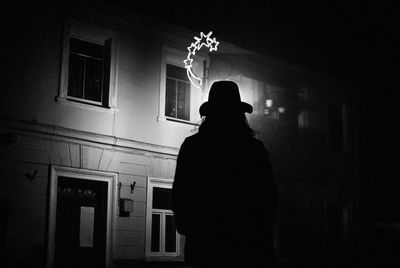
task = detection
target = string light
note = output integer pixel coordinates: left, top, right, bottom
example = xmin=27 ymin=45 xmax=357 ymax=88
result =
xmin=184 ymin=31 xmax=219 ymax=89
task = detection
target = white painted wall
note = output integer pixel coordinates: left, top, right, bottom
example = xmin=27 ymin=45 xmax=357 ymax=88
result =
xmin=3 ymin=9 xmax=201 ymax=150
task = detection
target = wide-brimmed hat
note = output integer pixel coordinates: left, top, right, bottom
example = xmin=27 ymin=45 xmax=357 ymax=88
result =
xmin=199 ymin=80 xmax=253 ymax=117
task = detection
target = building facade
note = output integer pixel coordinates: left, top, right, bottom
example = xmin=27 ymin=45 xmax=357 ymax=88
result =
xmin=1 ymin=2 xmax=359 ymax=267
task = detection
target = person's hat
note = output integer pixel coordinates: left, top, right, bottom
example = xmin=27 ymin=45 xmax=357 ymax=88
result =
xmin=199 ymin=80 xmax=253 ymax=117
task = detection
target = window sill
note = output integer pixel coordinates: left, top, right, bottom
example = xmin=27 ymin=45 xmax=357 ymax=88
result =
xmin=144 ymin=256 xmax=184 ymax=262
xmin=157 ymin=116 xmax=201 ymax=126
xmin=56 ymin=97 xmax=119 ymax=113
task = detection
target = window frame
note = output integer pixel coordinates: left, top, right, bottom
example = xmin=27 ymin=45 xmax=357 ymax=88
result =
xmin=58 ymin=19 xmax=118 ymax=110
xmin=165 ymin=64 xmax=191 ymax=121
xmin=158 ymin=46 xmax=207 ymax=126
xmin=145 ymin=177 xmax=184 ymax=261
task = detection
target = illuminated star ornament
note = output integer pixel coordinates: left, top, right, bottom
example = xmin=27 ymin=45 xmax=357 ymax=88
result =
xmin=184 ymin=31 xmax=219 ymax=89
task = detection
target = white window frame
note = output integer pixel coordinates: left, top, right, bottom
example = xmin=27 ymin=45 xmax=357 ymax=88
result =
xmin=157 ymin=46 xmax=206 ymax=125
xmin=58 ymin=18 xmax=118 ymax=110
xmin=145 ymin=177 xmax=184 ymax=261
xmin=46 ymin=166 xmax=118 ymax=268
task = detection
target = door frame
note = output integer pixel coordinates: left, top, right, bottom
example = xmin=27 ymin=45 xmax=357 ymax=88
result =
xmin=47 ymin=166 xmax=118 ymax=268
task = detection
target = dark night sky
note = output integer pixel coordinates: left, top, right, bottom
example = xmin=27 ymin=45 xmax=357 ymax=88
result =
xmin=5 ymin=0 xmax=397 ymax=92
xmin=114 ymin=0 xmax=397 ymax=94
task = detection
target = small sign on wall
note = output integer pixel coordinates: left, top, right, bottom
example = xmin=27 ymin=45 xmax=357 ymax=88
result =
xmin=80 ymin=206 xmax=95 ymax=247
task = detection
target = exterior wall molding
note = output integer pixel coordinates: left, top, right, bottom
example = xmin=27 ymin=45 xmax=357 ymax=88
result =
xmin=0 ymin=117 xmax=179 ymax=158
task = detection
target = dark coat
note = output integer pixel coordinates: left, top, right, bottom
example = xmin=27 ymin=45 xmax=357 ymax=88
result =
xmin=172 ymin=130 xmax=278 ymax=267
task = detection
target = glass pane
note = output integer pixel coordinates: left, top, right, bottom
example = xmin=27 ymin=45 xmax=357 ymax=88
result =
xmin=165 ymin=78 xmax=177 ymax=118
xmin=68 ymin=53 xmax=84 ymax=98
xmin=165 ymin=215 xmax=177 ymax=253
xmin=152 ymin=187 xmax=172 ymax=210
xmin=177 ymin=81 xmax=190 ymax=120
xmin=151 ymin=214 xmax=160 ymax=252
xmin=84 ymin=57 xmax=103 ymax=102
xmin=328 ymin=103 xmax=343 ymax=151
xmin=166 ymin=64 xmax=189 ymax=82
xmin=70 ymin=38 xmax=103 ymax=59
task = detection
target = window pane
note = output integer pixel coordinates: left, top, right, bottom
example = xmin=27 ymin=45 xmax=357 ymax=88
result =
xmin=68 ymin=53 xmax=84 ymax=98
xmin=68 ymin=38 xmax=105 ymax=103
xmin=328 ymin=103 xmax=343 ymax=151
xmin=165 ymin=215 xmax=177 ymax=253
xmin=84 ymin=57 xmax=103 ymax=102
xmin=152 ymin=187 xmax=172 ymax=210
xmin=177 ymin=81 xmax=190 ymax=120
xmin=151 ymin=214 xmax=160 ymax=252
xmin=165 ymin=78 xmax=177 ymax=118
xmin=70 ymin=38 xmax=103 ymax=59
xmin=166 ymin=64 xmax=189 ymax=82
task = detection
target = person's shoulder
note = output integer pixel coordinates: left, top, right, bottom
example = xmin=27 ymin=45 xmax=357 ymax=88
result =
xmin=180 ymin=133 xmax=202 ymax=148
xmin=245 ymin=137 xmax=270 ymax=154
xmin=247 ymin=136 xmax=265 ymax=147
xmin=183 ymin=132 xmax=201 ymax=143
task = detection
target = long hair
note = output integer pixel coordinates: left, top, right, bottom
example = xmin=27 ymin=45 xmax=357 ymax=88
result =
xmin=198 ymin=112 xmax=255 ymax=138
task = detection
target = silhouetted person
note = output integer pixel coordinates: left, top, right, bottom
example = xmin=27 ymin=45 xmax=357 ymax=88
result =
xmin=172 ymin=81 xmax=278 ymax=267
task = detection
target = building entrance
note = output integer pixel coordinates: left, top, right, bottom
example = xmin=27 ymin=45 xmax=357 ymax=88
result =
xmin=54 ymin=177 xmax=108 ymax=268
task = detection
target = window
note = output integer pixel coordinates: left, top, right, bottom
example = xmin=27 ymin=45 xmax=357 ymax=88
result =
xmin=158 ymin=47 xmax=206 ymax=125
xmin=327 ymin=103 xmax=344 ymax=152
xmin=165 ymin=64 xmax=191 ymax=120
xmin=59 ymin=19 xmax=118 ymax=109
xmin=146 ymin=178 xmax=183 ymax=260
xmin=67 ymin=38 xmax=107 ymax=105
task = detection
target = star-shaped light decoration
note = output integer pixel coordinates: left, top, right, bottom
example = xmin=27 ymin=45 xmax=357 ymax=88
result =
xmin=209 ymin=37 xmax=219 ymax=52
xmin=188 ymin=43 xmax=197 ymax=55
xmin=184 ymin=31 xmax=219 ymax=89
xmin=194 ymin=31 xmax=213 ymax=49
xmin=183 ymin=57 xmax=193 ymax=68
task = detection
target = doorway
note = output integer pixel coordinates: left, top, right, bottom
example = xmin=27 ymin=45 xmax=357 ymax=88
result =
xmin=54 ymin=177 xmax=107 ymax=267
xmin=47 ymin=166 xmax=117 ymax=268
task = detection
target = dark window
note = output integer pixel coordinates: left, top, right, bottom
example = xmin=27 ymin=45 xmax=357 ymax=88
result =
xmin=165 ymin=64 xmax=190 ymax=120
xmin=152 ymin=187 xmax=172 ymax=210
xmin=151 ymin=214 xmax=161 ymax=252
xmin=165 ymin=215 xmax=177 ymax=252
xmin=328 ymin=103 xmax=344 ymax=151
xmin=67 ymin=38 xmax=111 ymax=107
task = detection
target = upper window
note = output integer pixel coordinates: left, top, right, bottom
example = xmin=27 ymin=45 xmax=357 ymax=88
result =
xmin=59 ymin=19 xmax=118 ymax=109
xmin=165 ymin=64 xmax=191 ymax=121
xmin=68 ymin=38 xmax=107 ymax=105
xmin=146 ymin=177 xmax=184 ymax=261
xmin=158 ymin=47 xmax=206 ymax=125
